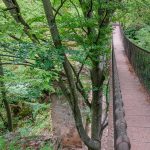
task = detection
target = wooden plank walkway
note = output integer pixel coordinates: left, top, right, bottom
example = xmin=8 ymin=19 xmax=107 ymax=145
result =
xmin=113 ymin=25 xmax=150 ymax=150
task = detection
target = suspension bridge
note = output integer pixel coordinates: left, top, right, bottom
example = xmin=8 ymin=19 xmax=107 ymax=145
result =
xmin=108 ymin=24 xmax=150 ymax=150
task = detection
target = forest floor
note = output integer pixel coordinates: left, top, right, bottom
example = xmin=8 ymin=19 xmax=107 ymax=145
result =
xmin=51 ymin=94 xmax=85 ymax=150
xmin=51 ymin=94 xmax=108 ymax=150
xmin=0 ymin=103 xmax=53 ymax=150
xmin=1 ymin=96 xmax=108 ymax=150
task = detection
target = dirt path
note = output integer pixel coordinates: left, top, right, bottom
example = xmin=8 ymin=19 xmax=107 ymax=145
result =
xmin=51 ymin=94 xmax=84 ymax=150
xmin=51 ymin=94 xmax=109 ymax=150
xmin=113 ymin=25 xmax=150 ymax=150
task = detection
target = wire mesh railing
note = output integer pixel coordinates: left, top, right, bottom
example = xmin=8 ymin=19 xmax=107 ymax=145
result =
xmin=112 ymin=40 xmax=130 ymax=150
xmin=121 ymin=28 xmax=150 ymax=94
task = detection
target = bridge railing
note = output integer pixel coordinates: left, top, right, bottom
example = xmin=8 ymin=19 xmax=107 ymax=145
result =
xmin=112 ymin=39 xmax=130 ymax=150
xmin=121 ymin=28 xmax=150 ymax=93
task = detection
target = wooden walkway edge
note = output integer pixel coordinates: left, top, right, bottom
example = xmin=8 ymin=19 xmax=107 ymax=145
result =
xmin=113 ymin=25 xmax=150 ymax=150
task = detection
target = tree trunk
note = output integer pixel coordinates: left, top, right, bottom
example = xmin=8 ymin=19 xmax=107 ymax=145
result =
xmin=0 ymin=58 xmax=13 ymax=132
xmin=42 ymin=0 xmax=100 ymax=149
xmin=90 ymin=62 xmax=104 ymax=150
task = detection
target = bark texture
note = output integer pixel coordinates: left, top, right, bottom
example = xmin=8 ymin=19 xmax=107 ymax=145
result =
xmin=42 ymin=0 xmax=101 ymax=149
xmin=0 ymin=58 xmax=13 ymax=131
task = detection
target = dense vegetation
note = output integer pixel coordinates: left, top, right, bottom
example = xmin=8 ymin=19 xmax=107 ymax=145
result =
xmin=121 ymin=0 xmax=150 ymax=51
xmin=0 ymin=0 xmax=149 ymax=150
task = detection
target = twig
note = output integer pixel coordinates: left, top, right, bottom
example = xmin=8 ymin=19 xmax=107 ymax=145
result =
xmin=53 ymin=0 xmax=67 ymax=20
xmin=8 ymin=34 xmax=22 ymax=42
xmin=76 ymin=55 xmax=89 ymax=83
xmin=101 ymin=78 xmax=110 ymax=132
xmin=101 ymin=122 xmax=108 ymax=131
xmin=2 ymin=6 xmax=17 ymax=11
xmin=52 ymin=7 xmax=62 ymax=16
xmin=95 ymin=11 xmax=108 ymax=44
xmin=69 ymin=62 xmax=91 ymax=108
xmin=3 ymin=0 xmax=39 ymax=43
xmin=105 ymin=78 xmax=110 ymax=111
xmin=0 ymin=62 xmax=32 ymax=66
xmin=69 ymin=0 xmax=88 ymax=34
xmin=0 ymin=54 xmax=36 ymax=61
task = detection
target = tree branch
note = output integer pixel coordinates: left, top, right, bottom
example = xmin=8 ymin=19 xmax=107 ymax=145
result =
xmin=8 ymin=34 xmax=22 ymax=42
xmin=95 ymin=11 xmax=108 ymax=44
xmin=2 ymin=6 xmax=17 ymax=11
xmin=2 ymin=0 xmax=39 ymax=43
xmin=42 ymin=1 xmax=100 ymax=148
xmin=52 ymin=7 xmax=62 ymax=16
xmin=53 ymin=0 xmax=67 ymax=20
xmin=77 ymin=55 xmax=89 ymax=81
xmin=0 ymin=58 xmax=13 ymax=131
xmin=0 ymin=54 xmax=36 ymax=61
xmin=101 ymin=79 xmax=110 ymax=133
xmin=0 ymin=62 xmax=33 ymax=67
xmin=101 ymin=122 xmax=108 ymax=132
xmin=69 ymin=0 xmax=88 ymax=34
xmin=69 ymin=62 xmax=91 ymax=108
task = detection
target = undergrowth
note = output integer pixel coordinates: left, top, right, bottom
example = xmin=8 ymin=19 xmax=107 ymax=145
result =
xmin=0 ymin=103 xmax=53 ymax=150
xmin=125 ymin=25 xmax=150 ymax=51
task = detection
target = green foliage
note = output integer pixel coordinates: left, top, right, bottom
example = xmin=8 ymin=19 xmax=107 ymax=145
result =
xmin=118 ymin=0 xmax=150 ymax=51
xmin=0 ymin=0 xmax=123 ymax=149
xmin=0 ymin=0 xmax=47 ymax=42
xmin=0 ymin=135 xmax=20 ymax=150
xmin=0 ymin=0 xmax=115 ymax=108
xmin=0 ymin=135 xmax=53 ymax=150
xmin=125 ymin=26 xmax=150 ymax=51
xmin=0 ymin=66 xmax=54 ymax=103
xmin=0 ymin=136 xmax=6 ymax=148
xmin=16 ymin=103 xmax=51 ymax=136
xmin=40 ymin=143 xmax=53 ymax=150
xmin=118 ymin=0 xmax=150 ymax=27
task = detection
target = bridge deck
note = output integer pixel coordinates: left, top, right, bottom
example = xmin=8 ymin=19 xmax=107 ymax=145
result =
xmin=113 ymin=26 xmax=150 ymax=150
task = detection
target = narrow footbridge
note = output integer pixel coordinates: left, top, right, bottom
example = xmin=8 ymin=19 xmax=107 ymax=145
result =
xmin=108 ymin=25 xmax=150 ymax=150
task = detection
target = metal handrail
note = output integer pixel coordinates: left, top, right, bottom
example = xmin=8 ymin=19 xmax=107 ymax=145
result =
xmin=112 ymin=40 xmax=130 ymax=150
xmin=121 ymin=28 xmax=150 ymax=94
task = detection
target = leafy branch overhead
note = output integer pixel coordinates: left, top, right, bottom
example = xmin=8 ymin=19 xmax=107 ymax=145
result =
xmin=0 ymin=0 xmax=123 ymax=150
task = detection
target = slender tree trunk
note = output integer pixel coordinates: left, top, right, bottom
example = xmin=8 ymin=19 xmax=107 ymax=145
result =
xmin=79 ymin=1 xmax=105 ymax=149
xmin=42 ymin=0 xmax=100 ymax=149
xmin=0 ymin=58 xmax=13 ymax=132
xmin=90 ymin=62 xmax=104 ymax=150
